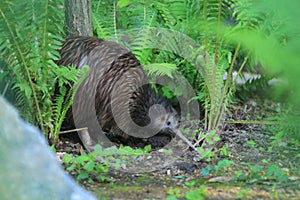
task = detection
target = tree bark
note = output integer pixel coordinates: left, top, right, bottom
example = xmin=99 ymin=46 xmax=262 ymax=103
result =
xmin=64 ymin=0 xmax=93 ymax=36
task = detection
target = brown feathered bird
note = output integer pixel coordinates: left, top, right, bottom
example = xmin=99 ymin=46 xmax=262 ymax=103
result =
xmin=56 ymin=36 xmax=179 ymax=151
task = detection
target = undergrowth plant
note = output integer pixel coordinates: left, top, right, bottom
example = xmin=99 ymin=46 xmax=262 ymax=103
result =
xmin=1 ymin=0 xmax=298 ymax=149
xmin=227 ymin=0 xmax=300 ymax=139
xmin=62 ymin=144 xmax=152 ymax=183
xmin=0 ymin=0 xmax=83 ymax=144
xmin=91 ymin=0 xmax=254 ymax=154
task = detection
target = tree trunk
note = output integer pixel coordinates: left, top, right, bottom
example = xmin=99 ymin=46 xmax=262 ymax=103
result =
xmin=64 ymin=0 xmax=93 ymax=36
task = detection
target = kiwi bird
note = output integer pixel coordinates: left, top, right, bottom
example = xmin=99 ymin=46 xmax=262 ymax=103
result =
xmin=56 ymin=36 xmax=179 ymax=151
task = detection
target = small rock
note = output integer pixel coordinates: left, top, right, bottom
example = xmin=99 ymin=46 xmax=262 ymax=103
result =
xmin=121 ymin=163 xmax=127 ymax=170
xmin=167 ymin=169 xmax=171 ymax=175
xmin=208 ymin=176 xmax=232 ymax=183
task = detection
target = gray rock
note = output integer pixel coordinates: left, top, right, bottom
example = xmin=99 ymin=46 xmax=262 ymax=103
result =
xmin=0 ymin=97 xmax=97 ymax=200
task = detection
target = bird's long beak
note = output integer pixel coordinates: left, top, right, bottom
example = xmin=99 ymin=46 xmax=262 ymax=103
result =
xmin=171 ymin=128 xmax=198 ymax=153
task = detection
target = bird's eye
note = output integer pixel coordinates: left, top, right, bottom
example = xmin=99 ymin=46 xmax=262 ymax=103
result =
xmin=166 ymin=121 xmax=171 ymax=126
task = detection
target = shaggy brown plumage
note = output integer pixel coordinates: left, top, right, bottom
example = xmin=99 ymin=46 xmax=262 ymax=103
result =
xmin=57 ymin=36 xmax=179 ymax=151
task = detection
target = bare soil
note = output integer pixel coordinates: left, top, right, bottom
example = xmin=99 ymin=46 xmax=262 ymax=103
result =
xmin=56 ymin=99 xmax=300 ymax=199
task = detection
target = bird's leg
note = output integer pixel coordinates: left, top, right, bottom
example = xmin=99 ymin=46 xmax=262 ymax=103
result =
xmin=78 ymin=128 xmax=114 ymax=152
xmin=77 ymin=129 xmax=97 ymax=152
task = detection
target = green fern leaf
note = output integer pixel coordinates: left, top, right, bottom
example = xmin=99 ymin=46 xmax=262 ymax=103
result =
xmin=143 ymin=63 xmax=177 ymax=78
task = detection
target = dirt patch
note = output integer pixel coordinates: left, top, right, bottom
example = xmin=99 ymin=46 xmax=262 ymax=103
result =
xmin=56 ymin=99 xmax=300 ymax=199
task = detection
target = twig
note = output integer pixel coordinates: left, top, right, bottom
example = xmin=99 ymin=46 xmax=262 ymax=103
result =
xmin=193 ymin=130 xmax=207 ymax=148
xmin=59 ymin=127 xmax=88 ymax=135
xmin=225 ymin=120 xmax=300 ymax=126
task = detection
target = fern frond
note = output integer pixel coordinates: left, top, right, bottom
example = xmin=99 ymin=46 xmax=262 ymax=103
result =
xmin=126 ymin=11 xmax=157 ymax=64
xmin=0 ymin=0 xmax=65 ymax=136
xmin=143 ymin=63 xmax=177 ymax=78
xmin=52 ymin=85 xmax=67 ymax=129
xmin=92 ymin=0 xmax=117 ymax=39
xmin=92 ymin=14 xmax=111 ymax=39
xmin=52 ymin=65 xmax=90 ymax=143
xmin=0 ymin=2 xmax=44 ymax=128
xmin=153 ymin=1 xmax=176 ymax=26
xmin=130 ymin=29 xmax=155 ymax=64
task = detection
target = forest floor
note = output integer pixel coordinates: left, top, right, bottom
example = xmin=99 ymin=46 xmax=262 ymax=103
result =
xmin=56 ymin=98 xmax=300 ymax=200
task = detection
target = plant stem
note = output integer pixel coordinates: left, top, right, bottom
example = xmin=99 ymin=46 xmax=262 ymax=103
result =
xmin=0 ymin=8 xmax=45 ymax=133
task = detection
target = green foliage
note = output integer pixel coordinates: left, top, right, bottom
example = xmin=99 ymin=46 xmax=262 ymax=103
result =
xmin=143 ymin=63 xmax=176 ymax=79
xmin=214 ymin=159 xmax=234 ymax=172
xmin=166 ymin=185 xmax=207 ymax=200
xmin=91 ymin=0 xmax=258 ymax=139
xmin=198 ymin=160 xmax=289 ymax=184
xmin=200 ymin=159 xmax=234 ymax=178
xmin=0 ymin=1 xmax=93 ymax=144
xmin=51 ymin=66 xmax=89 ymax=143
xmin=195 ymin=129 xmax=221 ymax=161
xmin=62 ymin=151 xmax=110 ymax=183
xmin=266 ymin=164 xmax=289 ymax=182
xmin=1 ymin=0 xmax=298 ymax=157
xmin=196 ymin=148 xmax=216 ymax=162
xmin=92 ymin=0 xmax=117 ymax=39
xmin=220 ymin=144 xmax=232 ymax=157
xmin=166 ymin=188 xmax=183 ymax=200
xmin=235 ymin=188 xmax=250 ymax=199
xmin=62 ymin=144 xmax=152 ymax=182
xmin=249 ymin=165 xmax=264 ymax=180
xmin=237 ymin=164 xmax=289 ymax=183
xmin=246 ymin=140 xmax=257 ymax=148
xmin=185 ymin=186 xmax=208 ymax=200
xmin=0 ymin=0 xmax=70 ymax=141
xmin=165 ymin=195 xmax=177 ymax=200
xmin=229 ymin=0 xmax=300 ymax=106
xmin=200 ymin=165 xmax=212 ymax=177
xmin=265 ymin=110 xmax=300 ymax=140
xmin=270 ymin=131 xmax=285 ymax=147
